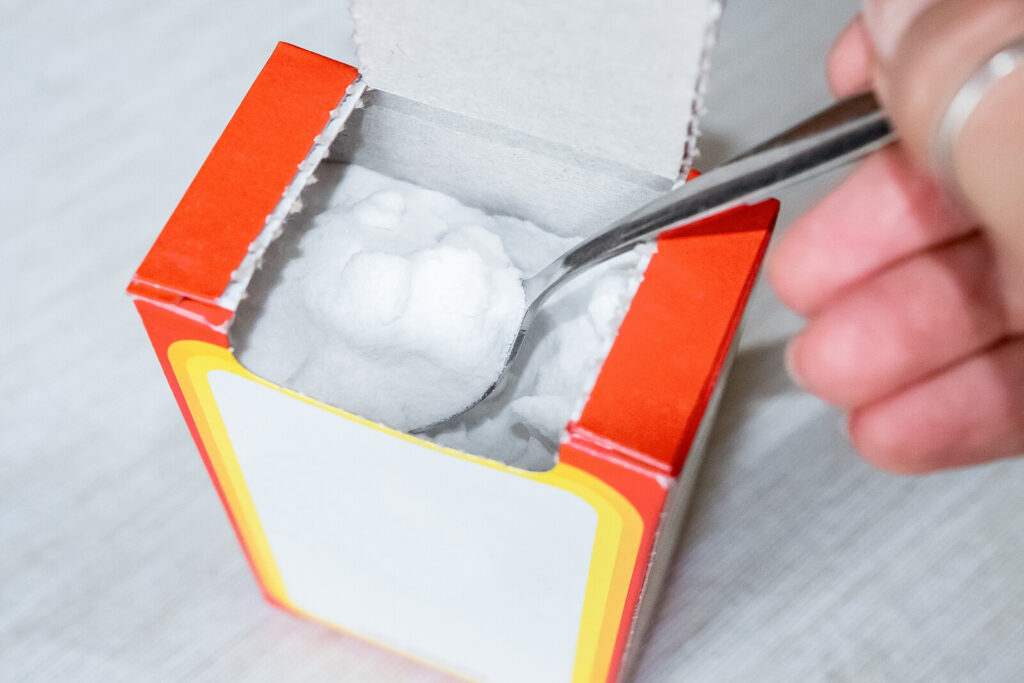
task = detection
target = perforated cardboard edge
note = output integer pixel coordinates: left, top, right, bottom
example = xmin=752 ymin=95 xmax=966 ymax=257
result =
xmin=348 ymin=0 xmax=721 ymax=182
xmin=130 ymin=44 xmax=359 ymax=310
xmin=218 ymin=77 xmax=367 ymax=311
xmin=678 ymin=0 xmax=725 ymax=181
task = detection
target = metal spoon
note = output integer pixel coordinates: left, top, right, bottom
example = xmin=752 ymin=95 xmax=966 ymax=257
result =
xmin=418 ymin=92 xmax=896 ymax=433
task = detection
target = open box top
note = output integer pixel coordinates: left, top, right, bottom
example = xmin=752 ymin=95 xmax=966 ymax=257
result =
xmin=128 ymin=43 xmax=776 ymax=477
xmin=132 ymin=0 xmax=730 ymax=314
xmin=338 ymin=0 xmax=724 ymax=241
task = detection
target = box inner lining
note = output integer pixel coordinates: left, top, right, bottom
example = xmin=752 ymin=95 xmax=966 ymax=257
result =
xmin=329 ymin=89 xmax=671 ymax=237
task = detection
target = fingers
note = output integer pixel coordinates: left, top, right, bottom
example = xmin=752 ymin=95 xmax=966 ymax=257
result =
xmin=774 ymin=0 xmax=1024 ymax=473
xmin=769 ymin=146 xmax=972 ymax=317
xmin=826 ymin=16 xmax=873 ymax=97
xmin=871 ymin=0 xmax=1024 ymax=165
xmin=785 ymin=234 xmax=1016 ymax=408
xmin=867 ymin=0 xmax=1024 ymax=272
xmin=861 ymin=0 xmax=939 ymax=61
xmin=955 ymin=64 xmax=1024 ymax=275
xmin=848 ymin=337 xmax=1024 ymax=472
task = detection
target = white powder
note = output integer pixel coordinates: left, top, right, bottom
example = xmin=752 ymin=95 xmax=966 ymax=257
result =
xmin=233 ymin=163 xmax=649 ymax=470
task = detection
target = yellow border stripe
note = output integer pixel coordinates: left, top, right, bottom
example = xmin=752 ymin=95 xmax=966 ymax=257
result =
xmin=169 ymin=342 xmax=290 ymax=603
xmin=168 ymin=340 xmax=642 ymax=681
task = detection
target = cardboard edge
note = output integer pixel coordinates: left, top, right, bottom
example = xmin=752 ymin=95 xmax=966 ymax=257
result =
xmin=573 ymin=200 xmax=779 ymax=476
xmin=218 ymin=76 xmax=367 ymax=310
xmin=129 ymin=43 xmax=359 ymax=307
xmin=677 ymin=0 xmax=726 ymax=180
xmin=615 ymin=331 xmax=742 ymax=683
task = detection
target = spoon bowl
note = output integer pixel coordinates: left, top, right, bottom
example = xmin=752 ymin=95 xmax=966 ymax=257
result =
xmin=415 ymin=92 xmax=895 ymax=434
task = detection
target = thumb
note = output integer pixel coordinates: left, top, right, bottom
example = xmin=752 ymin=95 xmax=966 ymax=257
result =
xmin=863 ymin=0 xmax=1024 ymax=269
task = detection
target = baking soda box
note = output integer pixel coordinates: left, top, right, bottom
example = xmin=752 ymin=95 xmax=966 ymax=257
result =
xmin=128 ymin=3 xmax=778 ymax=680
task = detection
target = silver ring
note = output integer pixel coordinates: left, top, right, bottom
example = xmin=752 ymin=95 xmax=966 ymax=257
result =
xmin=932 ymin=35 xmax=1024 ymax=195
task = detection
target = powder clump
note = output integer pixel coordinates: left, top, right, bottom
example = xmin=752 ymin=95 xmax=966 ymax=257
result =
xmin=234 ymin=164 xmax=649 ymax=469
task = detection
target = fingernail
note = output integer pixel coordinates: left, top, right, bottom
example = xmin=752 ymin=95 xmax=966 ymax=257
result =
xmin=862 ymin=0 xmax=931 ymax=62
xmin=837 ymin=413 xmax=851 ymax=443
xmin=784 ymin=335 xmax=807 ymax=390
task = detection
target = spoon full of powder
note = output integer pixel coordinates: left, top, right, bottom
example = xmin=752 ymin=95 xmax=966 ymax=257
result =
xmin=420 ymin=91 xmax=896 ymax=430
xmin=289 ymin=174 xmax=534 ymax=432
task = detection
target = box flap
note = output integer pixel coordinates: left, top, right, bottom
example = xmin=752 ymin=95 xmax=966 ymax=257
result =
xmin=349 ymin=0 xmax=722 ymax=181
xmin=129 ymin=44 xmax=360 ymax=308
xmin=571 ymin=200 xmax=778 ymax=476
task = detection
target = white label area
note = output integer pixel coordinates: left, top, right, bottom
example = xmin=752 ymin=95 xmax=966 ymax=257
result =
xmin=208 ymin=370 xmax=599 ymax=682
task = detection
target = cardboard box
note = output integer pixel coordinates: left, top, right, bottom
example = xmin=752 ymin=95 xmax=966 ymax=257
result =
xmin=128 ymin=43 xmax=777 ymax=682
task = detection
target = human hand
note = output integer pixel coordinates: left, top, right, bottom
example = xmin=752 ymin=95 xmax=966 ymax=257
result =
xmin=768 ymin=0 xmax=1024 ymax=472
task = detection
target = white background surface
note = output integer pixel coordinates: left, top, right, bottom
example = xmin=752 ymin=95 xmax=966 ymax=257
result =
xmin=3 ymin=1 xmax=1022 ymax=681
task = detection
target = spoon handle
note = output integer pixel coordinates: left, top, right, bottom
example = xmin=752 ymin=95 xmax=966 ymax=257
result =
xmin=524 ymin=92 xmax=896 ymax=302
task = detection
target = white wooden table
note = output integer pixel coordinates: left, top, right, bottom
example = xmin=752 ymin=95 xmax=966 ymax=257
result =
xmin=3 ymin=1 xmax=1022 ymax=680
